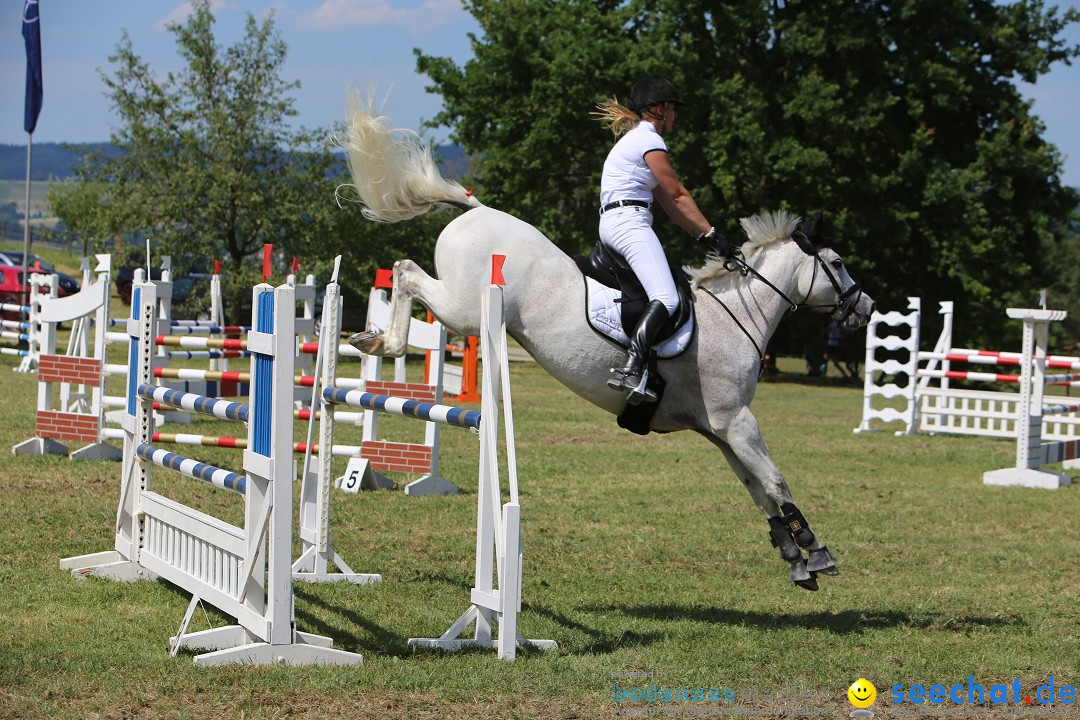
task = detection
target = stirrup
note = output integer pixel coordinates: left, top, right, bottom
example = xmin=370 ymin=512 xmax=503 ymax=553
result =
xmin=624 ymin=369 xmax=657 ymax=405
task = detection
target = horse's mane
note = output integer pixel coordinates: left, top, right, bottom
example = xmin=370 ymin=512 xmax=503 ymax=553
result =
xmin=684 ymin=210 xmax=801 ymax=290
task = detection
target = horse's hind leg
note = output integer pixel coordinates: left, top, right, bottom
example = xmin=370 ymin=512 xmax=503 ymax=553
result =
xmin=350 ymin=259 xmax=444 ymax=357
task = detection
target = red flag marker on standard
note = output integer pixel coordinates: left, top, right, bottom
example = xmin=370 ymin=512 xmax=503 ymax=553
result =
xmin=374 ymin=268 xmax=393 ymax=289
xmin=262 ymin=244 xmax=273 ymax=283
xmin=214 ymin=260 xmax=221 ymax=275
xmin=291 ymin=256 xmax=300 ymax=274
xmin=491 ymin=254 xmax=506 ymax=286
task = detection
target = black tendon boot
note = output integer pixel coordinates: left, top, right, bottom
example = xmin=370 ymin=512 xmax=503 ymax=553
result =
xmin=608 ymin=300 xmax=669 ymax=405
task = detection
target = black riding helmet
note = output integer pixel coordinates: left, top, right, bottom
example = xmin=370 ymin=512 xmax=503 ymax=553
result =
xmin=627 ymin=75 xmax=686 ymax=114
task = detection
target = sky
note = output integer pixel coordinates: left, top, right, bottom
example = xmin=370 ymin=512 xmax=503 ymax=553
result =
xmin=2 ymin=0 xmax=1080 ymax=187
xmin=1 ymin=0 xmax=482 ymax=147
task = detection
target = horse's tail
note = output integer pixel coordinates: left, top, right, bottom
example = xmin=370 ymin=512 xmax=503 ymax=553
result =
xmin=335 ymin=89 xmax=483 ymax=223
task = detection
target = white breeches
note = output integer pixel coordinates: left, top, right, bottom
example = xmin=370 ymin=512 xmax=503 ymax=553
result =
xmin=598 ymin=206 xmax=679 ymax=314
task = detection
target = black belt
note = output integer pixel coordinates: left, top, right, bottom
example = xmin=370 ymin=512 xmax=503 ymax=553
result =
xmin=599 ymin=199 xmax=652 ymax=215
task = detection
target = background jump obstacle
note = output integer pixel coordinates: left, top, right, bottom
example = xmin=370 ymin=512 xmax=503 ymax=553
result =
xmin=856 ymin=298 xmax=1077 ymax=489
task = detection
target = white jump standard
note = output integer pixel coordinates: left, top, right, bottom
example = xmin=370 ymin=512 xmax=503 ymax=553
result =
xmin=292 ymin=268 xmax=382 ymax=586
xmin=857 ymin=299 xmax=1078 ymax=489
xmin=61 ymin=279 xmax=362 ymax=666
xmin=311 ymin=264 xmax=554 ymax=660
xmin=983 ymin=308 xmax=1075 ymax=490
xmin=401 ymin=284 xmax=558 ymax=660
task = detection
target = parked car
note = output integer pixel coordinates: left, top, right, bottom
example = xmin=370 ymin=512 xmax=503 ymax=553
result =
xmin=0 ymin=251 xmax=80 ymax=296
xmin=0 ymin=265 xmax=28 ymax=322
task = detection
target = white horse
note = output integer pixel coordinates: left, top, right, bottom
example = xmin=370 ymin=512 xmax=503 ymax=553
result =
xmin=336 ymin=99 xmax=876 ymax=590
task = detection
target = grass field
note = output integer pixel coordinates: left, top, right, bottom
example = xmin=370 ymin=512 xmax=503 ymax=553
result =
xmin=0 ymin=180 xmax=53 ymax=223
xmin=0 ymin=271 xmax=1077 ymax=719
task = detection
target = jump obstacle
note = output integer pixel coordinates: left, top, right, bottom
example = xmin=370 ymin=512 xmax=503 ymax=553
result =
xmin=11 ymin=252 xmax=323 ymax=461
xmin=297 ymin=254 xmax=554 ymax=658
xmin=60 ymin=255 xmax=553 ymax=662
xmin=856 ymin=297 xmax=1078 ymax=489
xmin=330 ymin=283 xmax=460 ymax=496
xmin=11 ymin=256 xmax=120 ymax=461
xmin=1 ymin=267 xmax=60 ymax=372
xmin=61 ymin=279 xmax=363 ymax=666
xmin=407 ymin=274 xmax=556 ymax=658
xmin=103 ymin=272 xmax=464 ymax=497
xmin=8 ymin=253 xmax=471 ymax=498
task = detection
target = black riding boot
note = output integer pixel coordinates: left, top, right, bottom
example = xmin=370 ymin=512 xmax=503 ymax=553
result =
xmin=608 ymin=300 xmax=669 ymax=404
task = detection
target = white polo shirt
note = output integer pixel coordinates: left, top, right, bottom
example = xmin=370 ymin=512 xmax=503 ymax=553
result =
xmin=599 ymin=121 xmax=668 ymax=207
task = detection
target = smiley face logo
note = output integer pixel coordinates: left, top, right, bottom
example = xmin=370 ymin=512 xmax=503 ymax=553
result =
xmin=848 ymin=679 xmax=877 ymax=708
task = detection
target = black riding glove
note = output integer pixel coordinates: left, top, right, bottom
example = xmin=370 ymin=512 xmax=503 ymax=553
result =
xmin=697 ymin=228 xmax=732 ymax=259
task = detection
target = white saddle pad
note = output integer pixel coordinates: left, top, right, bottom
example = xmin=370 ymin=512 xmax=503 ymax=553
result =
xmin=584 ymin=277 xmax=693 ymax=359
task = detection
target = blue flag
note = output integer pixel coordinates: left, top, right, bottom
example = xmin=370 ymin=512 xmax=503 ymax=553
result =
xmin=22 ymin=0 xmax=43 ymax=134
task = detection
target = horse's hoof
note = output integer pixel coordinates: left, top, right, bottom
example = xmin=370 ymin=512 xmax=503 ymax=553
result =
xmin=807 ymin=546 xmax=838 ymax=575
xmin=349 ymin=330 xmax=380 ymax=351
xmin=789 ymin=558 xmax=817 ymax=590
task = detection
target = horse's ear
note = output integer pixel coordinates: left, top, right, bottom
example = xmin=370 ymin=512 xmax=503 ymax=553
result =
xmin=792 ymin=214 xmax=818 ymax=255
xmin=791 ymin=229 xmax=814 ymax=255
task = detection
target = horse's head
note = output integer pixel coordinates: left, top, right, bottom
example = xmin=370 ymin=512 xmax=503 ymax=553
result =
xmin=790 ymin=212 xmax=875 ymax=330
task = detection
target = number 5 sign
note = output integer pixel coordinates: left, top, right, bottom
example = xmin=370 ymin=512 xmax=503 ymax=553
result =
xmin=337 ymin=457 xmax=395 ymax=493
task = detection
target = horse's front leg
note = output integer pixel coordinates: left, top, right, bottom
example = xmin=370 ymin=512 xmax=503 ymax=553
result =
xmin=349 ymin=259 xmax=427 ymax=357
xmin=712 ymin=407 xmax=838 ymax=589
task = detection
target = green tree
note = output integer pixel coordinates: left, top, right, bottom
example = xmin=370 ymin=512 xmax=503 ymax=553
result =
xmin=47 ymin=179 xmax=127 ymax=257
xmin=50 ymin=0 xmax=453 ymax=325
xmin=51 ymin=1 xmax=343 ymax=319
xmin=418 ymin=0 xmax=1080 ymax=345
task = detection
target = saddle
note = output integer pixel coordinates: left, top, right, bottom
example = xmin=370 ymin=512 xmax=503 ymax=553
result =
xmin=573 ymin=242 xmax=696 ymax=436
xmin=574 ymin=241 xmax=695 ymax=345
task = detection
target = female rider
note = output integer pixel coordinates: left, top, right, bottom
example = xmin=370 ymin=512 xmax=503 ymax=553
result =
xmin=595 ymin=75 xmax=718 ymax=404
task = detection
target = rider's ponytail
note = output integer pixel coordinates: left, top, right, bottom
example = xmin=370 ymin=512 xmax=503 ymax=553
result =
xmin=593 ymin=98 xmax=640 ymax=136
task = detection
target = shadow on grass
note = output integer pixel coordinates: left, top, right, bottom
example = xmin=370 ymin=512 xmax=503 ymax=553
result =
xmin=154 ymin=576 xmax=1024 ymax=660
xmin=293 ymin=585 xmax=411 ymax=656
xmin=524 ymin=602 xmax=666 ymax=654
xmin=585 ymin=605 xmax=1026 ymax=635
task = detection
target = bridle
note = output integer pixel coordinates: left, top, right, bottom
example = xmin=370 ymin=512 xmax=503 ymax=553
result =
xmin=790 ymin=231 xmax=864 ymax=324
xmin=699 ymin=223 xmax=863 ymax=373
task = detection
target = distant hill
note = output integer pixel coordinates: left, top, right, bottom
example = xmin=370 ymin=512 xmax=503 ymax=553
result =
xmin=433 ymin=144 xmax=471 ymax=180
xmin=0 ymin=143 xmax=116 ymax=181
xmin=0 ymin=142 xmax=472 ymax=182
